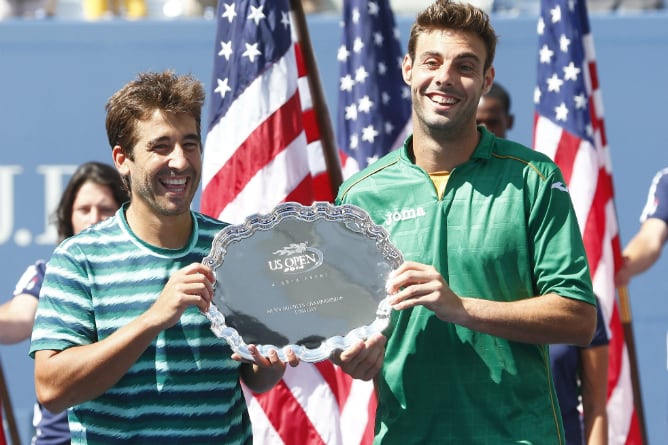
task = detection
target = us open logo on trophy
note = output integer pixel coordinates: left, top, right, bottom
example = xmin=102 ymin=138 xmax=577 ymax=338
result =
xmin=268 ymin=243 xmax=324 ymax=274
xmin=202 ymin=202 xmax=403 ymax=362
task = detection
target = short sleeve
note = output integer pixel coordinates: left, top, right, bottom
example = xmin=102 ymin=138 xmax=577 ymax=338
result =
xmin=12 ymin=260 xmax=46 ymax=299
xmin=640 ymin=168 xmax=668 ymax=224
xmin=589 ymin=298 xmax=609 ymax=348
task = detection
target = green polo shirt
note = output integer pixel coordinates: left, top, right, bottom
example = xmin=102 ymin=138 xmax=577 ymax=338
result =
xmin=336 ymin=127 xmax=595 ymax=445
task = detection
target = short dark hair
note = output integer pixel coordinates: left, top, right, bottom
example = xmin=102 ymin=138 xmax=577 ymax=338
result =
xmin=105 ymin=70 xmax=205 ymax=160
xmin=53 ymin=161 xmax=128 ymax=241
xmin=407 ymin=0 xmax=498 ymax=73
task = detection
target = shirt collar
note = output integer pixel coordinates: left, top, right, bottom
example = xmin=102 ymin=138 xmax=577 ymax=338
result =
xmin=400 ymin=125 xmax=496 ymax=165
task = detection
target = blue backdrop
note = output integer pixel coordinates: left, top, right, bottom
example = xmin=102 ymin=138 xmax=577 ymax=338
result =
xmin=0 ymin=10 xmax=667 ymax=444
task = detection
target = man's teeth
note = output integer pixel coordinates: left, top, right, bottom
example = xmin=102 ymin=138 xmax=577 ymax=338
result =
xmin=432 ymin=96 xmax=456 ymax=105
xmin=164 ymin=178 xmax=186 ymax=186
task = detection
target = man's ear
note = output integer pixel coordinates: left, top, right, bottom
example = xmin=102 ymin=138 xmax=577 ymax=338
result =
xmin=112 ymin=146 xmax=129 ymax=176
xmin=401 ymin=54 xmax=413 ymax=85
xmin=483 ymin=66 xmax=495 ymax=94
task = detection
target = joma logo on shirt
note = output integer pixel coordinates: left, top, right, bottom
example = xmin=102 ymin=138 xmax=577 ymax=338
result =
xmin=383 ymin=207 xmax=426 ymax=226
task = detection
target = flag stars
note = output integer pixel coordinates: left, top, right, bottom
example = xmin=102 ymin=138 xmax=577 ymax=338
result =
xmin=218 ymin=40 xmax=233 ymax=60
xmin=381 ymin=92 xmax=390 ymax=104
xmin=362 ymin=125 xmax=378 ymax=144
xmin=352 ymin=7 xmax=360 ymax=24
xmin=350 ymin=133 xmax=359 ymax=150
xmin=340 ymin=74 xmax=355 ymax=92
xmin=281 ymin=11 xmax=290 ymax=29
xmin=358 ymin=96 xmax=373 ymax=113
xmin=586 ymin=122 xmax=594 ymax=137
xmin=242 ymin=42 xmax=262 ymax=62
xmin=574 ymin=93 xmax=587 ymax=109
xmin=336 ymin=3 xmax=411 ymax=169
xmin=337 ymin=45 xmax=350 ymax=62
xmin=550 ymin=5 xmax=561 ymax=23
xmin=345 ymin=104 xmax=358 ymax=121
xmin=221 ymin=2 xmax=236 ymax=22
xmin=559 ymin=34 xmax=571 ymax=52
xmin=563 ymin=62 xmax=580 ymax=81
xmin=355 ymin=66 xmax=369 ymax=83
xmin=362 ymin=125 xmax=379 ymax=143
xmin=214 ymin=78 xmax=231 ymax=99
xmin=353 ymin=37 xmax=364 ymax=53
xmin=554 ymin=102 xmax=569 ymax=121
xmin=547 ymin=73 xmax=564 ymax=92
xmin=537 ymin=17 xmax=545 ymax=35
xmin=539 ymin=44 xmax=554 ymax=63
xmin=248 ymin=5 xmax=265 ymax=26
xmin=534 ymin=86 xmax=542 ymax=104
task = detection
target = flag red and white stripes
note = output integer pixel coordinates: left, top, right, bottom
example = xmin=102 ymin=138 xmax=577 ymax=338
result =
xmin=533 ymin=0 xmax=643 ymax=443
xmin=201 ymin=1 xmax=374 ymax=443
xmin=201 ymin=0 xmax=333 ymax=224
xmin=242 ymin=363 xmax=375 ymax=445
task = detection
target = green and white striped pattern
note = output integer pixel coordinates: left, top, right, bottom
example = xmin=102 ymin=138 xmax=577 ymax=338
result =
xmin=30 ymin=206 xmax=252 ymax=444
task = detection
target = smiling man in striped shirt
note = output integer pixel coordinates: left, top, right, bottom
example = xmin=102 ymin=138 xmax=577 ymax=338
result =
xmin=29 ymin=71 xmax=296 ymax=445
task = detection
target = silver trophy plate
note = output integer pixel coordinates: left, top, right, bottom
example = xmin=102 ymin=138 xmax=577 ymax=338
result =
xmin=202 ymin=202 xmax=404 ymax=363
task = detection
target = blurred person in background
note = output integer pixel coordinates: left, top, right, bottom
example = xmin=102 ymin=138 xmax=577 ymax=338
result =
xmin=0 ymin=161 xmax=128 ymax=445
xmin=302 ymin=0 xmax=336 ymax=13
xmin=615 ymin=168 xmax=668 ymax=443
xmin=82 ymin=0 xmax=146 ymax=20
xmin=550 ymin=307 xmax=609 ymax=445
xmin=616 ymin=167 xmax=668 ymax=287
xmin=475 ymin=81 xmax=514 ymax=139
xmin=0 ymin=0 xmax=55 ymax=18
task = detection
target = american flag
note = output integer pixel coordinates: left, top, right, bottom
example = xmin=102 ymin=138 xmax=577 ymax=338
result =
xmin=200 ymin=1 xmax=374 ymax=444
xmin=201 ymin=0 xmax=333 ymax=224
xmin=337 ymin=0 xmax=411 ymax=178
xmin=532 ymin=0 xmax=644 ymax=443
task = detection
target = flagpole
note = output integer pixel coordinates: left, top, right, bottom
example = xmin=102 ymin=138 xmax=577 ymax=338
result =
xmin=0 ymin=359 xmax=21 ymax=445
xmin=617 ymin=285 xmax=648 ymax=444
xmin=289 ymin=0 xmax=343 ymax=199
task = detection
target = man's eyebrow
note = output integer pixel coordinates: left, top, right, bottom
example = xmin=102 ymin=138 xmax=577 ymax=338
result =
xmin=146 ymin=134 xmax=199 ymax=148
xmin=454 ymin=52 xmax=482 ymax=63
xmin=146 ymin=136 xmax=170 ymax=148
xmin=419 ymin=50 xmax=441 ymax=59
xmin=417 ymin=50 xmax=481 ymax=63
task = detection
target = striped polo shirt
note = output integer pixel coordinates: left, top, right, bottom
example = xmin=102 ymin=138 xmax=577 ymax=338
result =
xmin=30 ymin=206 xmax=251 ymax=444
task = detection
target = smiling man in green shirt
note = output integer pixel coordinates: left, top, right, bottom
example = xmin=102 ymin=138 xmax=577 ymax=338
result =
xmin=333 ymin=1 xmax=597 ymax=444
